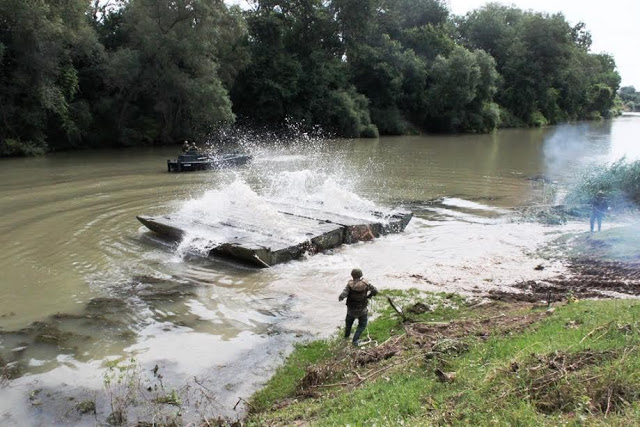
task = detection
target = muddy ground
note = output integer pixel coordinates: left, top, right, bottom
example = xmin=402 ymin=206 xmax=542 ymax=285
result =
xmin=487 ymin=257 xmax=640 ymax=303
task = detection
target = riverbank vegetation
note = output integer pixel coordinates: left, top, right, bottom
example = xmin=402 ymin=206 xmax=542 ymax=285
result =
xmin=512 ymin=159 xmax=640 ymax=225
xmin=620 ymin=87 xmax=640 ymax=112
xmin=0 ymin=0 xmax=621 ymax=156
xmin=565 ymin=159 xmax=640 ymax=209
xmin=246 ymin=291 xmax=640 ymax=425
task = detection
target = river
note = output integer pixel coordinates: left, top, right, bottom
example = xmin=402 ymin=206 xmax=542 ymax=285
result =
xmin=1 ymin=116 xmax=639 ymax=424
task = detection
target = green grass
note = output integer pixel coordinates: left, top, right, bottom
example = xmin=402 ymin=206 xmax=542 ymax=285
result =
xmin=250 ymin=339 xmax=336 ymax=412
xmin=246 ymin=293 xmax=640 ymax=426
xmin=448 ymin=300 xmax=640 ymax=424
xmin=365 ymin=290 xmax=467 ymax=342
xmin=248 ymin=290 xmax=468 ymax=414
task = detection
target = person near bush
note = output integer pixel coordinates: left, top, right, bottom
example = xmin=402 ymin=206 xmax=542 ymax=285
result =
xmin=339 ymin=268 xmax=378 ymax=346
xmin=590 ymin=190 xmax=608 ymax=232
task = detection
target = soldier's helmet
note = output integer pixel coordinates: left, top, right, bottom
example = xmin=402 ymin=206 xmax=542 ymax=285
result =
xmin=351 ymin=268 xmax=363 ymax=279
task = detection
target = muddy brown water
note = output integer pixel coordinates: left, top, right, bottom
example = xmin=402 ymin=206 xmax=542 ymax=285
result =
xmin=1 ymin=117 xmax=639 ymax=424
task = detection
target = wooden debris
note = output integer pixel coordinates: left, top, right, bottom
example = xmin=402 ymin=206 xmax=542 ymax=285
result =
xmin=434 ymin=368 xmax=456 ymax=383
xmin=386 ymin=296 xmax=406 ymax=322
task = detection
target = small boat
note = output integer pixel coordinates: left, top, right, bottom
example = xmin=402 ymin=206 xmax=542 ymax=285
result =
xmin=167 ymin=151 xmax=251 ymax=172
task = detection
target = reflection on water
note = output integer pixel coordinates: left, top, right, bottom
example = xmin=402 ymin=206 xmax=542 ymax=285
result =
xmin=0 ymin=117 xmax=639 ymax=423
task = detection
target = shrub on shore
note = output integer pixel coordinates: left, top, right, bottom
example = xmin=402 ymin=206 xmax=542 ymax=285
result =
xmin=0 ymin=139 xmax=47 ymax=157
xmin=565 ymin=159 xmax=640 ymax=209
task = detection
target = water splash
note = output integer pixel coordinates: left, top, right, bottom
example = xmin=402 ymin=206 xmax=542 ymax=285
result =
xmin=178 ymin=179 xmax=279 ymax=225
xmin=174 ymin=178 xmax=283 ymax=257
xmin=172 ymin=170 xmax=391 ymax=257
xmin=265 ymin=170 xmax=381 ymax=218
xmin=165 ymin=123 xmax=400 ymax=258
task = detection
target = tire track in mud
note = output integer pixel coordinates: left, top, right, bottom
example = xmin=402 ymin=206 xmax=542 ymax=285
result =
xmin=489 ymin=259 xmax=640 ymax=303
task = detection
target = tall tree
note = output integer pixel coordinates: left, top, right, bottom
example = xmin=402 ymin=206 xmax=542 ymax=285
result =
xmin=341 ymin=0 xmax=460 ymax=134
xmin=232 ymin=0 xmax=376 ymax=137
xmin=424 ymin=46 xmax=499 ymax=132
xmin=619 ymin=86 xmax=640 ymax=111
xmin=97 ymin=0 xmax=245 ymax=146
xmin=0 ymin=0 xmax=100 ymax=155
xmin=458 ymin=5 xmax=620 ymax=126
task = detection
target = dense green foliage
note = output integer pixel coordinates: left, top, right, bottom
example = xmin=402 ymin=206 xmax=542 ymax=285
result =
xmin=0 ymin=0 xmax=101 ymax=155
xmin=0 ymin=0 xmax=621 ymax=156
xmin=619 ymin=86 xmax=640 ymax=112
xmin=0 ymin=0 xmax=245 ymax=155
xmin=457 ymin=4 xmax=620 ymax=125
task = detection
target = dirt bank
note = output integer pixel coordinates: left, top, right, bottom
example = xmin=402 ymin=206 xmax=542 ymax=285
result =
xmin=488 ymin=258 xmax=640 ymax=303
xmin=489 ymin=225 xmax=640 ymax=303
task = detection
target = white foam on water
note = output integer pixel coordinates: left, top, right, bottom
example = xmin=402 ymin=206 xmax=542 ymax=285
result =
xmin=441 ymin=197 xmax=509 ymax=213
xmin=264 ymin=217 xmax=582 ymax=335
xmin=422 ymin=206 xmax=502 ymax=224
xmin=173 ymin=178 xmax=285 ymax=256
xmin=254 ymin=154 xmax=307 ymax=163
xmin=169 ymin=158 xmax=392 ymax=257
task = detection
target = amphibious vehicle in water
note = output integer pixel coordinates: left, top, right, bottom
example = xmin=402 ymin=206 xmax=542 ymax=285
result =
xmin=138 ymin=203 xmax=412 ymax=267
xmin=167 ymin=151 xmax=252 ymax=172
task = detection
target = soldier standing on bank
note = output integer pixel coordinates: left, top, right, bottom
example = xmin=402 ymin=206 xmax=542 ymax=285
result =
xmin=339 ymin=268 xmax=378 ymax=347
xmin=590 ymin=190 xmax=608 ymax=232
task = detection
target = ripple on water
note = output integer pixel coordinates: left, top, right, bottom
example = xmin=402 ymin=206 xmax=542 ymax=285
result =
xmin=2 ymin=124 xmax=633 ymax=423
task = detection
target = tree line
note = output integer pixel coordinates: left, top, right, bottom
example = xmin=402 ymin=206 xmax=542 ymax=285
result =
xmin=0 ymin=0 xmax=622 ymax=156
xmin=619 ymin=87 xmax=640 ymax=112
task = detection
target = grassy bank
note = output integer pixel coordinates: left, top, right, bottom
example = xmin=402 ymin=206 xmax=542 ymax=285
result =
xmin=246 ymin=291 xmax=640 ymax=425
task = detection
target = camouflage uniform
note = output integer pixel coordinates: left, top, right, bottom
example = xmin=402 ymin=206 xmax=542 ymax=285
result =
xmin=339 ymin=270 xmax=378 ymax=346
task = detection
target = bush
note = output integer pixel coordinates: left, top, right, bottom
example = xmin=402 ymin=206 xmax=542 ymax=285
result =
xmin=371 ymin=106 xmax=411 ymax=135
xmin=498 ymin=107 xmax=525 ymax=128
xmin=564 ymin=159 xmax=640 ymax=209
xmin=529 ymin=110 xmax=549 ymax=127
xmin=586 ymin=111 xmax=603 ymax=120
xmin=311 ymin=89 xmax=375 ymax=138
xmin=0 ymin=138 xmax=47 ymax=157
xmin=360 ymin=124 xmax=379 ymax=138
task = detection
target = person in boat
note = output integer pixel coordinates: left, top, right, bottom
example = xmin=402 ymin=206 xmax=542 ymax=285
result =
xmin=590 ymin=190 xmax=608 ymax=232
xmin=187 ymin=141 xmax=199 ymax=154
xmin=339 ymin=268 xmax=378 ymax=347
xmin=182 ymin=140 xmax=190 ymax=153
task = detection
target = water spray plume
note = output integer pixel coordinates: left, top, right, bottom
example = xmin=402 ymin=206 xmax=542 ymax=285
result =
xmin=171 ymin=122 xmax=396 ymax=258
